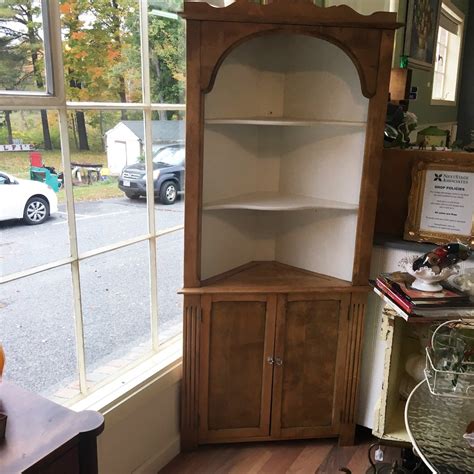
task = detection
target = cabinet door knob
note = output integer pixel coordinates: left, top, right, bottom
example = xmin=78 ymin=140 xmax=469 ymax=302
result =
xmin=274 ymin=357 xmax=283 ymax=366
xmin=267 ymin=356 xmax=274 ymax=365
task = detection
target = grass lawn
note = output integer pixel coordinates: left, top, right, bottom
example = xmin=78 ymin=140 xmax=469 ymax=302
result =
xmin=0 ymin=150 xmax=124 ymax=203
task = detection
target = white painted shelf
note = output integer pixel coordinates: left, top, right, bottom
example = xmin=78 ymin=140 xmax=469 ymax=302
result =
xmin=203 ymin=192 xmax=359 ymax=211
xmin=205 ymin=117 xmax=367 ymax=127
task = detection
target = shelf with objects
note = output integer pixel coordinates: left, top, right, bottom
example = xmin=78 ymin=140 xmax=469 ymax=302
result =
xmin=181 ymin=0 xmax=400 ymax=450
xmin=371 ymin=243 xmax=474 ymax=444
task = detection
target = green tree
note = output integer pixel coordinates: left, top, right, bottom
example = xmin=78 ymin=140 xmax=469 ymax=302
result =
xmin=0 ymin=1 xmax=53 ymax=149
xmin=149 ymin=13 xmax=185 ymax=107
xmin=0 ymin=35 xmax=28 ymax=144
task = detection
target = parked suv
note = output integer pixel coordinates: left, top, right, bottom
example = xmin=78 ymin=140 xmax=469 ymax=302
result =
xmin=118 ymin=145 xmax=185 ymax=204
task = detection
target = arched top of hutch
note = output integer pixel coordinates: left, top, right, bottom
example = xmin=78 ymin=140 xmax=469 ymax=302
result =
xmin=182 ymin=0 xmax=400 ymax=29
xmin=182 ymin=0 xmax=401 ymax=98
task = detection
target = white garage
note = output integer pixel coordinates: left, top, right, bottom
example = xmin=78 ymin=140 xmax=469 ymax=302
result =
xmin=105 ymin=120 xmax=185 ymax=175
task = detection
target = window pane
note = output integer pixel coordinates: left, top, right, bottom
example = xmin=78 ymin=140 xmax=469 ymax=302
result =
xmin=152 ymin=113 xmax=185 ymax=224
xmin=434 ymin=43 xmax=443 ymax=73
xmin=80 ymin=242 xmax=152 ymax=388
xmin=66 ymin=111 xmax=149 ymax=253
xmin=148 ymin=1 xmax=185 ymax=104
xmin=444 ymin=29 xmax=461 ymax=101
xmin=157 ymin=228 xmax=183 ymax=344
xmin=438 ymin=26 xmax=448 ymax=46
xmin=0 ymin=110 xmax=70 ymax=277
xmin=0 ymin=1 xmax=47 ymax=93
xmin=432 ymin=71 xmax=444 ymax=100
xmin=60 ymin=0 xmax=142 ymax=103
xmin=0 ymin=266 xmax=78 ymax=400
xmin=437 ymin=44 xmax=447 ymax=73
xmin=151 ymin=113 xmax=184 ymax=344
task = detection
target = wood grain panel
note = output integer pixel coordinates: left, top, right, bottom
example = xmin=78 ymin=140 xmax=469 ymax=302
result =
xmin=181 ymin=295 xmax=201 ymax=450
xmin=160 ymin=434 xmax=402 ymax=474
xmin=199 ymin=294 xmax=276 ymax=442
xmin=339 ymin=292 xmax=367 ymax=446
xmin=271 ymin=293 xmax=350 ymax=439
xmin=351 ymin=29 xmax=395 ymax=285
xmin=198 ymin=21 xmax=385 ymax=98
xmin=209 ymin=300 xmax=266 ymax=430
xmin=281 ymin=299 xmax=339 ymax=428
xmin=0 ymin=382 xmax=103 ymax=474
xmin=182 ymin=0 xmax=399 ymax=29
xmin=183 ymin=20 xmax=204 ymax=288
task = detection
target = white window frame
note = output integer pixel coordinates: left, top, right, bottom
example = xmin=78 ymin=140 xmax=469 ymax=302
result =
xmin=0 ymin=1 xmax=186 ymax=400
xmin=0 ymin=1 xmax=64 ymax=106
xmin=431 ymin=0 xmax=464 ymax=106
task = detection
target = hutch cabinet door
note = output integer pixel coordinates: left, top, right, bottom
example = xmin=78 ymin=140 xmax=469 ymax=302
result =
xmin=199 ymin=293 xmax=277 ymax=443
xmin=271 ymin=293 xmax=350 ymax=438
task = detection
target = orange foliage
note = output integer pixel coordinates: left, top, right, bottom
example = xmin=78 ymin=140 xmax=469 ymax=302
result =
xmin=90 ymin=67 xmax=104 ymax=79
xmin=107 ymin=49 xmax=121 ymax=61
xmin=59 ymin=3 xmax=72 ymax=14
xmin=72 ymin=31 xmax=86 ymax=41
xmin=74 ymin=51 xmax=88 ymax=60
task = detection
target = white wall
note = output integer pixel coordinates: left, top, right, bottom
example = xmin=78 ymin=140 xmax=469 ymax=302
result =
xmin=95 ymin=364 xmax=181 ymax=474
xmin=202 ymin=34 xmax=368 ymax=281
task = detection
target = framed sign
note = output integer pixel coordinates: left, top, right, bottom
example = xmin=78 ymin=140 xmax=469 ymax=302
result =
xmin=404 ymin=0 xmax=441 ymax=70
xmin=405 ymin=159 xmax=474 ymax=246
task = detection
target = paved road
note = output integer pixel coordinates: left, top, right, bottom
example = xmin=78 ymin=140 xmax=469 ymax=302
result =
xmin=0 ymin=197 xmax=184 ymax=396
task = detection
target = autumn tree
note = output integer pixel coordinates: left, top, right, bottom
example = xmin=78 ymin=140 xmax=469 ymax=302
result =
xmin=60 ymin=0 xmax=142 ymax=149
xmin=60 ymin=0 xmax=92 ymax=150
xmin=85 ymin=0 xmax=141 ymax=117
xmin=58 ymin=0 xmax=185 ymax=150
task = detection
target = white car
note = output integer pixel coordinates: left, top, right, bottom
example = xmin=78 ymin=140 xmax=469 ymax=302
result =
xmin=0 ymin=172 xmax=58 ymax=225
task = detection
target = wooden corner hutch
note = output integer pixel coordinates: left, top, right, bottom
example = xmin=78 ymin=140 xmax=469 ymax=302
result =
xmin=181 ymin=0 xmax=399 ymax=450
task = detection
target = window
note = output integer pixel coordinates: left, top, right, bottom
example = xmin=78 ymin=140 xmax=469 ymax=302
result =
xmin=0 ymin=1 xmax=185 ymax=403
xmin=0 ymin=0 xmax=52 ymax=93
xmin=432 ymin=1 xmax=464 ymax=104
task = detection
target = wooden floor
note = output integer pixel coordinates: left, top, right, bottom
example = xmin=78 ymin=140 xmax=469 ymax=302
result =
xmin=160 ymin=433 xmax=401 ymax=474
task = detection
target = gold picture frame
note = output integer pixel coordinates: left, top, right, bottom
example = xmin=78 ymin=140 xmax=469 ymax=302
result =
xmin=404 ymin=158 xmax=474 ymax=246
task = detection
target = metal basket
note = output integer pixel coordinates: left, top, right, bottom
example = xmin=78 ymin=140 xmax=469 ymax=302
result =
xmin=424 ymin=319 xmax=474 ymax=399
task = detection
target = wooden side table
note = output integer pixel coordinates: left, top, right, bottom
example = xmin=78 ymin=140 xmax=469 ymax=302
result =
xmin=0 ymin=381 xmax=104 ymax=473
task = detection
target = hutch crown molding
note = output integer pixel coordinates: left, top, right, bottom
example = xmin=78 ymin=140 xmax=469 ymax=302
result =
xmin=181 ymin=0 xmax=400 ymax=450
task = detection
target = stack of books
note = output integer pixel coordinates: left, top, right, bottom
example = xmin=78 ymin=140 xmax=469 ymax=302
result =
xmin=373 ymin=272 xmax=474 ymax=320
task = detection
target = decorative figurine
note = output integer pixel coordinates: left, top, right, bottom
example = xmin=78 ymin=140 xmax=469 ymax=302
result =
xmin=405 ymin=243 xmax=472 ymax=292
xmin=412 ymin=243 xmax=471 ymax=272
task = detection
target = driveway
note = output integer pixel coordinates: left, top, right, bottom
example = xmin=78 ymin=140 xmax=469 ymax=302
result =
xmin=0 ymin=197 xmax=184 ymax=396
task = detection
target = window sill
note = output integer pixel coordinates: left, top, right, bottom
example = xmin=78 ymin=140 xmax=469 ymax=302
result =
xmin=70 ymin=336 xmax=182 ymax=415
xmin=430 ymin=99 xmax=457 ymax=106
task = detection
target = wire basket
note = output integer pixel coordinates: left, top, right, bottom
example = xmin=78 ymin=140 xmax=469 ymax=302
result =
xmin=425 ymin=319 xmax=474 ymax=399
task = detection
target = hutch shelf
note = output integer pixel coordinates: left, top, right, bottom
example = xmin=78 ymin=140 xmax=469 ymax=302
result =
xmin=205 ymin=118 xmax=367 ymax=127
xmin=181 ymin=0 xmax=399 ymax=450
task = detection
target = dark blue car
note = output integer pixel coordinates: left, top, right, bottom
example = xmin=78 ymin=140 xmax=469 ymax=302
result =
xmin=118 ymin=145 xmax=185 ymax=204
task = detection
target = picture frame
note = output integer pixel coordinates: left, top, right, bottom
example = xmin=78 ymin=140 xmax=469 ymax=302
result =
xmin=404 ymin=0 xmax=441 ymax=70
xmin=404 ymin=158 xmax=474 ymax=246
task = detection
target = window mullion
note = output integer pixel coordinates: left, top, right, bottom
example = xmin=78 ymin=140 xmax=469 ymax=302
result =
xmin=58 ymin=108 xmax=88 ymax=394
xmin=140 ymin=1 xmax=160 ymax=350
xmin=46 ymin=1 xmax=65 ymax=101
